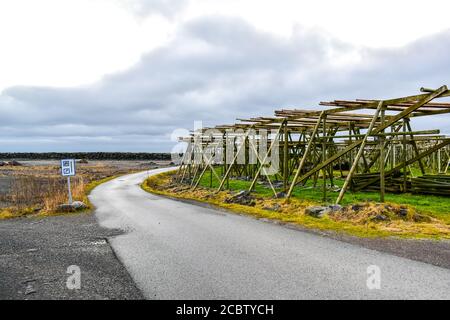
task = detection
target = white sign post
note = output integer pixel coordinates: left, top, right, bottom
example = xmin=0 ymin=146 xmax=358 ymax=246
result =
xmin=61 ymin=159 xmax=76 ymax=204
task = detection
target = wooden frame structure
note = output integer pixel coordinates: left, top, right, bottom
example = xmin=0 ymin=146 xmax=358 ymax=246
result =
xmin=176 ymin=86 xmax=450 ymax=203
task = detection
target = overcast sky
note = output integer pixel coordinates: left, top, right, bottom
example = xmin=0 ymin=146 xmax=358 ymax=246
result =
xmin=1 ymin=0 xmax=449 ymax=152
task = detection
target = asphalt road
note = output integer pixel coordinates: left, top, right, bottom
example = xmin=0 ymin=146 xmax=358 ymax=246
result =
xmin=91 ymin=168 xmax=450 ymax=299
xmin=0 ymin=212 xmax=143 ymax=300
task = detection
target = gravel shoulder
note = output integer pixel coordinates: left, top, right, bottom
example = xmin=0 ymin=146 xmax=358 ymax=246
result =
xmin=0 ymin=212 xmax=144 ymax=300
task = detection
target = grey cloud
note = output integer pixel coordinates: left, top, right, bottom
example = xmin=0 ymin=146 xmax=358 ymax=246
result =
xmin=0 ymin=16 xmax=449 ymax=151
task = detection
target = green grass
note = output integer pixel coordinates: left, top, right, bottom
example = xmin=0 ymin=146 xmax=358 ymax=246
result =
xmin=196 ymin=168 xmax=450 ymax=223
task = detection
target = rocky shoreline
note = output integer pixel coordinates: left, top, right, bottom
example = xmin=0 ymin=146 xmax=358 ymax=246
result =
xmin=0 ymin=152 xmax=172 ymax=161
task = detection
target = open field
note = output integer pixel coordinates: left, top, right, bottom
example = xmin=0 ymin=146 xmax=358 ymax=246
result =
xmin=143 ymin=170 xmax=450 ymax=239
xmin=0 ymin=160 xmax=170 ymax=218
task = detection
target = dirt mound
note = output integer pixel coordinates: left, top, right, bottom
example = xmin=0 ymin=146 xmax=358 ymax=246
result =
xmin=225 ymin=190 xmax=256 ymax=206
xmin=329 ymin=202 xmax=431 ymax=224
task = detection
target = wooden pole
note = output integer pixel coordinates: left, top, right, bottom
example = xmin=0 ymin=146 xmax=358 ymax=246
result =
xmin=290 ymin=86 xmax=447 ymax=200
xmin=283 ymin=120 xmax=289 ymax=190
xmin=405 ymin=119 xmax=426 ymax=175
xmin=248 ymin=123 xmax=283 ymax=195
xmin=403 ymin=119 xmax=407 ymax=191
xmin=210 ymin=166 xmax=213 ymax=187
xmin=380 ymin=107 xmax=386 ymax=202
xmin=438 ymin=147 xmax=442 ymax=173
xmin=217 ymin=128 xmax=252 ymax=192
xmin=336 ymin=101 xmax=383 ymax=204
xmin=286 ymin=111 xmax=325 ymax=199
xmin=392 ymin=126 xmax=396 ymax=169
xmin=322 ymin=116 xmax=327 ymax=202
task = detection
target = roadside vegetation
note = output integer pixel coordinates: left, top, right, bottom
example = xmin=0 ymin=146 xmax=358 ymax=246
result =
xmin=0 ymin=161 xmax=149 ymax=219
xmin=142 ymin=170 xmax=450 ymax=239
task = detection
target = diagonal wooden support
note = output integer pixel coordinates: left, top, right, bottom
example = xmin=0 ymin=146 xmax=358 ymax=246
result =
xmin=189 ymin=163 xmax=201 ymax=187
xmin=247 ymin=122 xmax=284 ymax=196
xmin=365 ymin=124 xmax=402 ymax=171
xmin=376 ymin=85 xmax=448 ymax=130
xmin=192 ymin=157 xmax=212 ymax=190
xmin=336 ymin=101 xmax=384 ymax=204
xmin=349 ymin=126 xmax=369 ymax=172
xmin=286 ymin=111 xmax=325 ymax=199
xmin=405 ymin=119 xmax=425 ymax=175
xmin=192 ymin=143 xmax=221 ymax=190
xmin=247 ymin=140 xmax=277 ymax=195
xmin=321 ymin=115 xmax=327 ymax=201
xmin=177 ymin=141 xmax=192 ymax=183
xmin=189 ymin=140 xmax=205 ymax=187
xmin=283 ymin=121 xmax=289 ymax=190
xmin=379 ymin=107 xmax=386 ymax=202
xmin=402 ymin=119 xmax=408 ymax=191
xmin=179 ymin=163 xmax=191 ymax=184
xmin=285 ymin=85 xmax=448 ymax=200
xmin=217 ymin=127 xmax=253 ymax=192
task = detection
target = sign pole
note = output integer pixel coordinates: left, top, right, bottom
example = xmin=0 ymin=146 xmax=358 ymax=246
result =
xmin=67 ymin=176 xmax=73 ymax=205
xmin=61 ymin=159 xmax=76 ymax=205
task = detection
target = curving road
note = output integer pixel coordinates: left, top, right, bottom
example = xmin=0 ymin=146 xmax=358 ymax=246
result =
xmin=90 ymin=168 xmax=450 ymax=299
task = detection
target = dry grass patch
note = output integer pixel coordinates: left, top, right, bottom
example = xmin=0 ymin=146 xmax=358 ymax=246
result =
xmin=0 ymin=162 xmax=139 ymax=219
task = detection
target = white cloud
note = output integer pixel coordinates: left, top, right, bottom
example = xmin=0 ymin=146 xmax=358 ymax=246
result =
xmin=0 ymin=1 xmax=450 ymax=151
xmin=116 ymin=0 xmax=189 ymax=18
xmin=0 ymin=0 xmax=175 ymax=92
xmin=2 ymin=0 xmax=450 ymax=93
xmin=184 ymin=0 xmax=450 ymax=48
xmin=0 ymin=15 xmax=449 ymax=151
